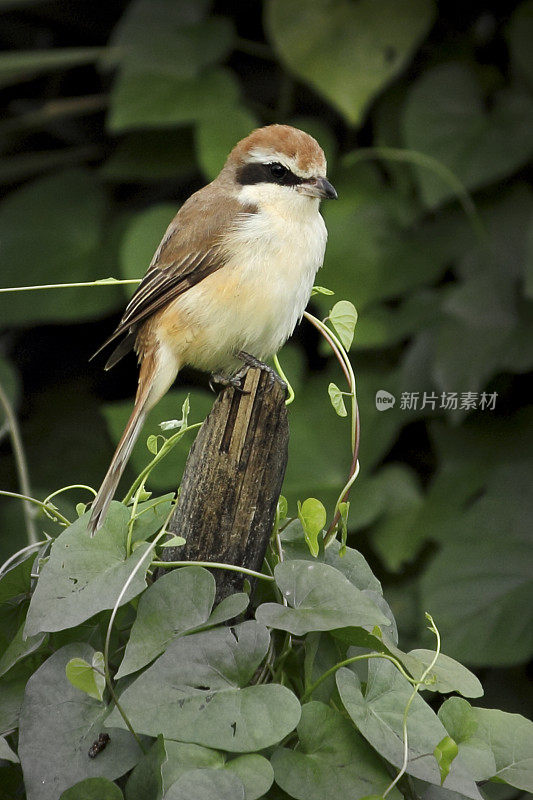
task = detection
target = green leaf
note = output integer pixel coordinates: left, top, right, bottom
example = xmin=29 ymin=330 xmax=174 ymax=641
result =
xmin=225 ymin=754 xmax=274 ymax=800
xmin=0 ymin=735 xmax=19 ymax=763
xmin=0 ymin=675 xmax=26 ymax=733
xmin=271 ymin=701 xmax=400 ymax=800
xmin=439 ymin=697 xmax=533 ymax=793
xmin=107 ymin=622 xmax=301 ymax=751
xmin=24 ymin=503 xmax=151 ymax=636
xmin=434 ymin=736 xmax=459 ymax=785
xmin=329 ymin=300 xmax=358 ymax=350
xmin=18 ymin=644 xmax=143 ymax=800
xmin=119 ymin=204 xmax=176 ymax=291
xmin=105 ymin=0 xmax=233 ymax=77
xmin=297 ymin=498 xmax=326 ymax=556
xmin=304 ymin=632 xmax=345 ymax=705
xmin=280 ymin=523 xmax=382 ymax=594
xmin=162 ymin=748 xmax=271 ymax=800
xmin=60 ymin=778 xmax=124 ymax=800
xmin=146 ymin=435 xmax=159 ymax=455
xmin=66 ymin=654 xmax=105 ymax=702
xmin=0 ymin=621 xmax=46 ymax=678
xmin=336 ymin=661 xmax=481 ymax=797
xmin=0 ymin=170 xmax=122 ymax=325
xmin=162 ymin=742 xmax=225 ymax=790
xmin=420 ymin=461 xmax=533 ymax=665
xmin=327 ymin=383 xmax=347 ymax=417
xmin=266 ymin=0 xmax=435 ymax=126
xmin=116 ymin=566 xmax=248 ymax=679
xmin=311 ymin=285 xmax=335 ymax=297
xmin=125 ymin=735 xmax=165 ymax=800
xmin=103 ymin=390 xmax=213 ymax=492
xmin=108 ymin=68 xmax=240 ymax=133
xmin=402 ymin=63 xmax=533 ymax=208
xmin=255 ymin=560 xmax=389 ymax=636
xmin=0 ymin=47 xmax=104 ymax=88
xmin=320 ymin=162 xmax=451 ymax=311
xmin=277 ymin=495 xmax=288 ymax=521
xmin=195 ymin=107 xmax=258 ymax=180
xmin=130 ymin=496 xmax=174 ymax=544
xmin=391 ymin=648 xmax=483 ymax=699
xmin=164 ymin=770 xmax=245 ymax=800
xmin=160 ymin=535 xmax=186 ymax=547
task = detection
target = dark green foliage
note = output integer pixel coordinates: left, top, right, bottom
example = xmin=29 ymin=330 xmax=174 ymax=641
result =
xmin=1 ymin=0 xmax=532 ymax=797
xmin=0 ymin=506 xmax=532 ymax=797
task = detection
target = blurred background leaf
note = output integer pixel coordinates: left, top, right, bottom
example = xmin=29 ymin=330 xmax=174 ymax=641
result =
xmin=0 ymin=0 xmax=531 ymax=728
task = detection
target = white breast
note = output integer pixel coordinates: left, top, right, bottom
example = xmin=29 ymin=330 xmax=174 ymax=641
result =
xmin=160 ymin=198 xmax=327 ymax=374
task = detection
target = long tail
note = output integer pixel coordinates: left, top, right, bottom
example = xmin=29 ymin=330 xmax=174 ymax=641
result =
xmin=88 ymin=396 xmax=148 ymax=536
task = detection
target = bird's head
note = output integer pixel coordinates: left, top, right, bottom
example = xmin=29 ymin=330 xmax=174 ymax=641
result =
xmin=221 ymin=124 xmax=337 ymax=215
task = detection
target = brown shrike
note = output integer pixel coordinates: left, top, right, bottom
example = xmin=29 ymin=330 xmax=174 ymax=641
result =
xmin=88 ymin=124 xmax=337 ymax=534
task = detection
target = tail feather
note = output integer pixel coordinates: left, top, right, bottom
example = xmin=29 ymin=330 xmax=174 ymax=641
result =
xmin=88 ymin=400 xmax=147 ymax=536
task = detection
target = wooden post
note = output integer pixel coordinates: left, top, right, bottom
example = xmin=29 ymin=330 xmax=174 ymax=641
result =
xmin=157 ymin=367 xmax=289 ymax=599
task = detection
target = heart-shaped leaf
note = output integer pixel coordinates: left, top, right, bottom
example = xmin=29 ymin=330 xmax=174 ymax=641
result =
xmin=116 ymin=567 xmax=248 ymax=678
xmin=107 ymin=622 xmax=301 ymax=752
xmin=434 ymin=735 xmax=459 ymax=785
xmin=256 ymin=560 xmax=389 ymax=635
xmin=297 ymin=498 xmax=326 ymax=557
xmin=402 ymin=63 xmax=533 ymax=208
xmin=336 ymin=661 xmax=482 ymax=798
xmin=328 ymin=382 xmax=347 ymax=417
xmin=266 ymin=0 xmax=435 ymax=126
xmin=105 ymin=0 xmax=233 ymax=77
xmin=24 ymin=503 xmax=151 ymax=636
xmin=271 ymin=701 xmax=400 ymax=800
xmin=439 ymin=697 xmax=533 ymax=792
xmin=18 ymin=644 xmax=143 ymax=800
xmin=109 ymin=68 xmax=240 ymax=133
xmin=66 ymin=652 xmax=105 ymax=701
xmin=329 ymin=300 xmax=358 ymax=350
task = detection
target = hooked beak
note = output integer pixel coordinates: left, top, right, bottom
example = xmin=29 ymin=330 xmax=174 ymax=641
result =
xmin=297 ymin=176 xmax=338 ymax=200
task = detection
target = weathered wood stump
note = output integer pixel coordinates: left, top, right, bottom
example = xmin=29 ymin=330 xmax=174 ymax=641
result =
xmin=157 ymin=367 xmax=289 ymax=599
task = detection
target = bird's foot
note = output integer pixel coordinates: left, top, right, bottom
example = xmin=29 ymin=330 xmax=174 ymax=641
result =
xmin=209 ymin=371 xmax=250 ymax=395
xmin=237 ymin=351 xmax=287 ymax=394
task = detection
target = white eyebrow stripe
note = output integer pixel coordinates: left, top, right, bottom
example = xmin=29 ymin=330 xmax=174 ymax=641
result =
xmin=246 ymin=147 xmax=312 ymax=179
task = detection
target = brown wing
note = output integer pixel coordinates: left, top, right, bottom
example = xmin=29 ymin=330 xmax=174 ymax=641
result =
xmin=92 ymin=186 xmax=254 ymax=368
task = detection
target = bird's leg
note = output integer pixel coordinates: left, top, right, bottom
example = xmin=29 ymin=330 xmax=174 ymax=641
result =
xmin=209 ymin=371 xmax=250 ymax=395
xmin=237 ymin=351 xmax=287 ymax=393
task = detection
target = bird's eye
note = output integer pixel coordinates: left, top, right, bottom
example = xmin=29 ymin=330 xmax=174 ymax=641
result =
xmin=269 ymin=162 xmax=287 ymax=180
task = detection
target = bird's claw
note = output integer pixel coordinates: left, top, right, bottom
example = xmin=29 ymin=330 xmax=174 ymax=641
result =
xmin=209 ymin=372 xmax=250 ymax=395
xmin=237 ymin=351 xmax=287 ymax=395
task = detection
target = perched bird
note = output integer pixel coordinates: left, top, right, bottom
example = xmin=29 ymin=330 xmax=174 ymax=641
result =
xmin=88 ymin=124 xmax=337 ymax=534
